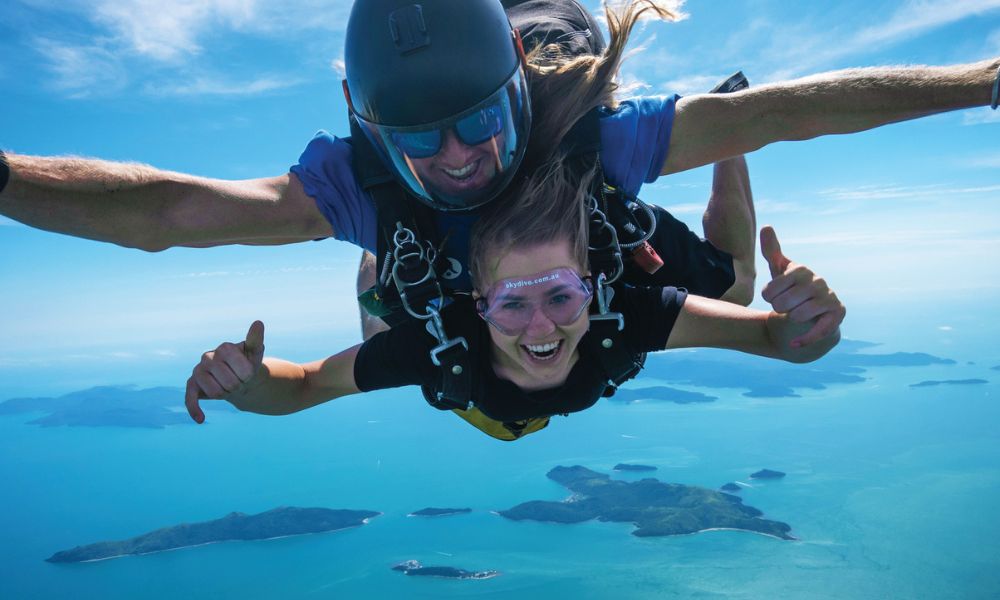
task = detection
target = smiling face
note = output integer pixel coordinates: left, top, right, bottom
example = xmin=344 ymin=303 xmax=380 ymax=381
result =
xmin=407 ymin=129 xmax=505 ymax=199
xmin=478 ymin=239 xmax=591 ymax=392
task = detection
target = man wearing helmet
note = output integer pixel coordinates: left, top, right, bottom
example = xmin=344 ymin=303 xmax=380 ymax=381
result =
xmin=1 ymin=0 xmax=997 ymax=319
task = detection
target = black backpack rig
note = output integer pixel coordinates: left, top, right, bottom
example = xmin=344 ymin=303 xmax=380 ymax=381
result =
xmin=346 ymin=0 xmax=749 ymax=440
xmin=349 ymin=108 xmax=661 ymax=419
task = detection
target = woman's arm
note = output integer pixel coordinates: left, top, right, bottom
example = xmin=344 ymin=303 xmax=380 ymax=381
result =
xmin=665 ymin=227 xmax=844 ymax=363
xmin=662 ymin=58 xmax=1000 ymax=175
xmin=184 ymin=321 xmax=362 ymax=423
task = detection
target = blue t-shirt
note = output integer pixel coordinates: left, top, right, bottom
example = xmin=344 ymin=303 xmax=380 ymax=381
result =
xmin=291 ymin=95 xmax=677 ymax=289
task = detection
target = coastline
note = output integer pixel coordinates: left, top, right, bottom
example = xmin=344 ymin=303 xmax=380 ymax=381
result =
xmin=66 ymin=515 xmax=383 ymax=564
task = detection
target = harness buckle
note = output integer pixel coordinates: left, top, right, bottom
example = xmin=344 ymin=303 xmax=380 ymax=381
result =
xmin=590 ymin=272 xmax=624 ymax=331
xmin=391 ymin=222 xmax=445 ymax=321
xmin=423 ymin=306 xmax=469 ymax=364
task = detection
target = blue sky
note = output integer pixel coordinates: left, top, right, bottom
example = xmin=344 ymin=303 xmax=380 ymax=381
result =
xmin=1 ymin=0 xmax=999 ymax=397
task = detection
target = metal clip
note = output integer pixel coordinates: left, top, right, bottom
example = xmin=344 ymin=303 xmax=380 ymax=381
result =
xmin=590 ymin=272 xmax=624 ymax=331
xmin=424 ymin=306 xmax=469 ymax=366
xmin=391 ymin=222 xmax=443 ymax=320
xmin=586 ymin=194 xmax=624 ymax=285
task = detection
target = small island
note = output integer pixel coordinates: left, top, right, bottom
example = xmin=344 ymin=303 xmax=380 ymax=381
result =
xmin=47 ymin=507 xmax=380 ymax=563
xmin=613 ymin=463 xmax=657 ymax=472
xmin=910 ymin=379 xmax=988 ymax=388
xmin=408 ymin=507 xmax=472 ymax=517
xmin=499 ymin=466 xmax=794 ymax=540
xmin=392 ymin=560 xmax=499 ymax=579
xmin=720 ymin=483 xmax=741 ymax=493
xmin=750 ymin=469 xmax=786 ymax=480
xmin=0 ymin=385 xmax=235 ymax=429
xmin=609 ymin=386 xmax=716 ymax=404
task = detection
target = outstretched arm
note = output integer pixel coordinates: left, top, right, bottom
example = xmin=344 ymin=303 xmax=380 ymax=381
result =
xmin=0 ymin=153 xmax=332 ymax=251
xmin=184 ymin=321 xmax=361 ymax=423
xmin=665 ymin=226 xmax=844 ymax=363
xmin=662 ymin=58 xmax=1000 ymax=174
xmin=704 ymin=156 xmax=756 ymax=306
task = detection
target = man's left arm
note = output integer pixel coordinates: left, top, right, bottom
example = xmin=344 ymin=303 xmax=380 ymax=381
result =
xmin=661 ymin=57 xmax=1000 ymax=175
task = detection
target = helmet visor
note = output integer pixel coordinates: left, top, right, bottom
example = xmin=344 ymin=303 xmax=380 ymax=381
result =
xmin=355 ymin=67 xmax=531 ymax=212
xmin=476 ymin=268 xmax=593 ymax=337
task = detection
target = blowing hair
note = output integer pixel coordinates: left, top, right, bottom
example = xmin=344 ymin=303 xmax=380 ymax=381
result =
xmin=469 ymin=157 xmax=596 ymax=292
xmin=470 ymin=1 xmax=680 ymax=290
xmin=522 ymin=0 xmax=682 ymax=166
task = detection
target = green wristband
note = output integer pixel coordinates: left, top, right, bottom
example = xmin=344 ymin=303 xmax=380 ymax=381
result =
xmin=0 ymin=150 xmax=9 ymax=195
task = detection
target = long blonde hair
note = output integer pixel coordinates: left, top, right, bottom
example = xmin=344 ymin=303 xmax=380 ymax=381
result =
xmin=522 ymin=0 xmax=681 ymax=165
xmin=470 ymin=1 xmax=680 ymax=289
xmin=469 ymin=158 xmax=594 ymax=291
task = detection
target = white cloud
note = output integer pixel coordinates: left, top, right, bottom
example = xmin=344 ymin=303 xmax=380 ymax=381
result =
xmin=762 ymin=0 xmax=1000 ymax=80
xmin=990 ymin=26 xmax=1000 ymax=51
xmin=853 ymin=0 xmax=1000 ymax=48
xmin=330 ymin=58 xmax=345 ymax=77
xmin=962 ymin=109 xmax=1000 ymax=125
xmin=649 ymin=201 xmax=703 ymax=215
xmin=817 ymin=183 xmax=1000 ymax=201
xmin=144 ymin=75 xmax=304 ymax=97
xmin=32 ymin=37 xmax=127 ymax=97
xmin=965 ymin=152 xmax=1000 ymax=167
xmin=660 ymin=73 xmax=729 ymax=96
xmin=93 ymin=1 xmax=241 ymax=61
xmin=89 ymin=0 xmax=349 ymax=61
xmin=780 ymin=228 xmax=966 ymax=246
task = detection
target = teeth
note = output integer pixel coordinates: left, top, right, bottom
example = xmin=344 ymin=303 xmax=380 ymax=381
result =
xmin=523 ymin=341 xmax=562 ymax=361
xmin=443 ymin=162 xmax=475 ymax=178
xmin=526 ymin=342 xmax=560 ymax=353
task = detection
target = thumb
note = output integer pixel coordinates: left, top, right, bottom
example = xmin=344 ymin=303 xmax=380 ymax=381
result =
xmin=243 ymin=320 xmax=265 ymax=366
xmin=760 ymin=226 xmax=790 ymax=279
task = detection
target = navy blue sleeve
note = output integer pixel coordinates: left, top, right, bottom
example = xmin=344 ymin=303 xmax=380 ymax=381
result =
xmin=598 ymin=95 xmax=678 ymax=197
xmin=614 ymin=286 xmax=688 ymax=353
xmin=290 ymin=131 xmax=378 ymax=253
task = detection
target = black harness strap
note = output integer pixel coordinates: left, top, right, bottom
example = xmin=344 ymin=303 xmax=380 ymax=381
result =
xmin=349 ymin=118 xmax=472 ymax=410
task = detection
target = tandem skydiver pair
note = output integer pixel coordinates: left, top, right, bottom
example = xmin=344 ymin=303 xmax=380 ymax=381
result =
xmin=2 ymin=0 xmax=997 ymax=439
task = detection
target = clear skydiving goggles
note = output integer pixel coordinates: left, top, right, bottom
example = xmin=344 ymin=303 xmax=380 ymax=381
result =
xmin=354 ymin=67 xmax=531 ymax=212
xmin=476 ymin=268 xmax=594 ymax=337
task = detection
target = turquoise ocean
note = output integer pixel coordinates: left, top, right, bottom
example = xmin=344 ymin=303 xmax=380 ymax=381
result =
xmin=1 ymin=296 xmax=998 ymax=599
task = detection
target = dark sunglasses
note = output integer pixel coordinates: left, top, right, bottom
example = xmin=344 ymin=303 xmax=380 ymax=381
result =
xmin=389 ymin=103 xmax=505 ymax=159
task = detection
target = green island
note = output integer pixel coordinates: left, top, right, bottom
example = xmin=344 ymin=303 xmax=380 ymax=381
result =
xmin=499 ymin=466 xmax=794 ymax=539
xmin=910 ymin=378 xmax=988 ymax=387
xmin=46 ymin=507 xmax=380 ymax=563
xmin=750 ymin=469 xmax=785 ymax=479
xmin=392 ymin=560 xmax=499 ymax=579
xmin=409 ymin=507 xmax=472 ymax=517
xmin=613 ymin=463 xmax=657 ymax=472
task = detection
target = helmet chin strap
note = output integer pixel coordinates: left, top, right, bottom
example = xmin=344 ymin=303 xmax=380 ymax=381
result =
xmin=513 ymin=28 xmax=527 ymax=65
xmin=342 ymin=79 xmax=354 ymax=113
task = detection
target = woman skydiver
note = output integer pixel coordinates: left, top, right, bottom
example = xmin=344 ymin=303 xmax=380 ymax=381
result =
xmin=184 ymin=154 xmax=844 ymax=440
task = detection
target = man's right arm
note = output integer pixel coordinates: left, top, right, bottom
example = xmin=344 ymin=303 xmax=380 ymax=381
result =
xmin=0 ymin=153 xmax=333 ymax=251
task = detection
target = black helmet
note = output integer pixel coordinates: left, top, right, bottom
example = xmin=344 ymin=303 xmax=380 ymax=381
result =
xmin=345 ymin=0 xmax=532 ymax=212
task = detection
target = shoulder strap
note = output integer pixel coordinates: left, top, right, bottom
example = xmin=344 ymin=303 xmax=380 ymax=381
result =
xmin=349 ymin=117 xmax=445 ymax=319
xmin=580 ymin=318 xmax=646 ymax=398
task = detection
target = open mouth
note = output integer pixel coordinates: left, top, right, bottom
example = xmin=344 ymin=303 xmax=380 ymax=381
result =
xmin=522 ymin=340 xmax=563 ymax=362
xmin=441 ymin=159 xmax=480 ymax=181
